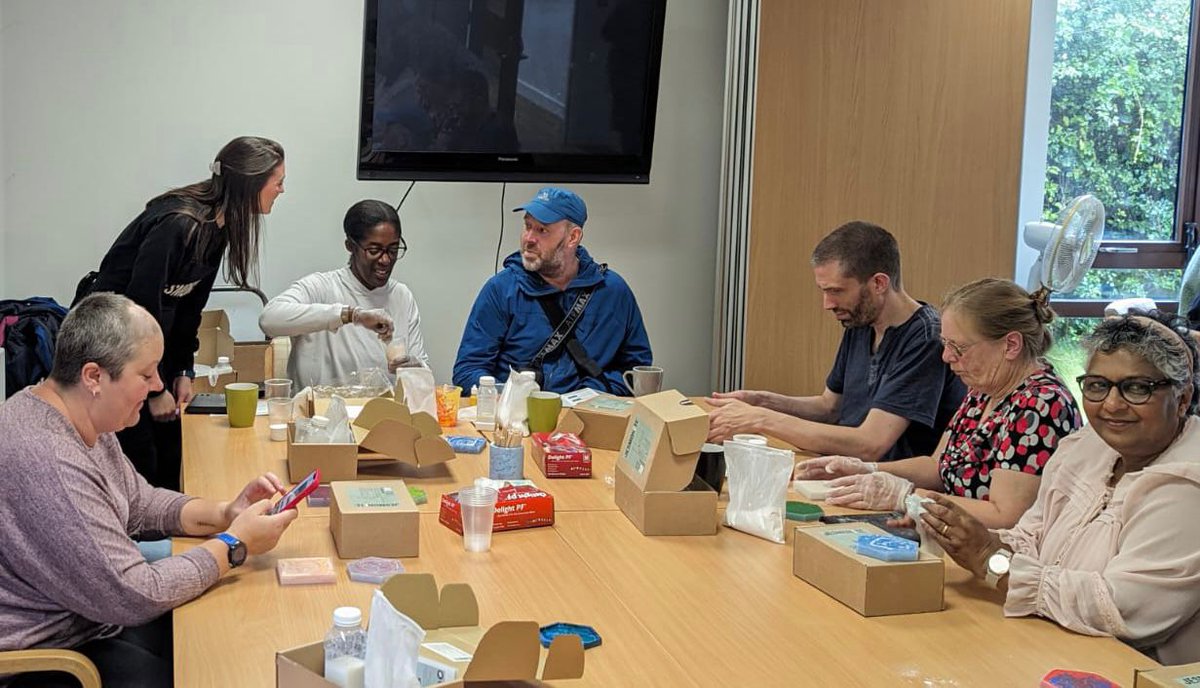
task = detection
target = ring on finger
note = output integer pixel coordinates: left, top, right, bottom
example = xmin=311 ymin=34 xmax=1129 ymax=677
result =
xmin=940 ymin=523 xmax=949 ymax=535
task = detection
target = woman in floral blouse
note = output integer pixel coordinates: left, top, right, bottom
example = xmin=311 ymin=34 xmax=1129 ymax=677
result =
xmin=797 ymin=278 xmax=1081 ymax=528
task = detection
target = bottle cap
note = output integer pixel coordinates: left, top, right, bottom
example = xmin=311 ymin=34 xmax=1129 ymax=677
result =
xmin=217 ymin=356 xmax=230 ymax=365
xmin=333 ymin=606 xmax=362 ymax=627
xmin=480 ymin=375 xmax=496 ymax=385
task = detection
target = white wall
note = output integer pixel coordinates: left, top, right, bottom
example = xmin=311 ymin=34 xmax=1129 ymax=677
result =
xmin=0 ymin=0 xmax=728 ymax=395
xmin=1014 ymin=0 xmax=1058 ymax=286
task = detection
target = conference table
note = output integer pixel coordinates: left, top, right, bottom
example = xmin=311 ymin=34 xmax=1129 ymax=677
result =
xmin=172 ymin=413 xmax=1158 ymax=687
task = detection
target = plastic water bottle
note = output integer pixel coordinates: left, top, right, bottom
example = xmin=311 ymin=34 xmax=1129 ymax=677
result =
xmin=476 ymin=375 xmax=498 ymax=430
xmin=209 ymin=355 xmax=234 ymax=387
xmin=323 ymin=606 xmax=366 ymax=688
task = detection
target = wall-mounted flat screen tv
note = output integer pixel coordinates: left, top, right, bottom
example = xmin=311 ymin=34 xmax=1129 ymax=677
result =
xmin=358 ymin=0 xmax=668 ymax=183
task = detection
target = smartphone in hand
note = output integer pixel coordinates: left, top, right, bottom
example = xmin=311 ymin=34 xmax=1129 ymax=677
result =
xmin=269 ymin=469 xmax=321 ymax=515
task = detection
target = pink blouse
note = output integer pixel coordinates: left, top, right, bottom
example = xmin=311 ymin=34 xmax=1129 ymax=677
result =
xmin=999 ymin=417 xmax=1200 ymax=663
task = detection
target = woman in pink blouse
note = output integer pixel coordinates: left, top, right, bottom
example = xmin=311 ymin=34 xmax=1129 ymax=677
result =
xmin=797 ymin=278 xmax=1082 ymax=528
xmin=925 ymin=311 xmax=1200 ymax=663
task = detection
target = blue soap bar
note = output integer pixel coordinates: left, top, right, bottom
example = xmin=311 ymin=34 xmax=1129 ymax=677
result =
xmin=539 ymin=622 xmax=602 ymax=649
xmin=447 ymin=435 xmax=486 ymax=454
xmin=854 ymin=534 xmax=919 ymax=562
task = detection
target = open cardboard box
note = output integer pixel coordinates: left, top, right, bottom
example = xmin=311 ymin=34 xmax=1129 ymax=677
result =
xmin=330 ymin=480 xmax=419 ymax=558
xmin=556 ymin=394 xmax=635 ymax=451
xmin=286 ymin=393 xmax=454 ymax=482
xmin=613 ymin=390 xmax=717 ymax=536
xmin=276 ymin=573 xmax=585 ymax=687
xmin=192 ymin=309 xmax=272 ymax=390
xmin=792 ymin=522 xmax=944 ymax=617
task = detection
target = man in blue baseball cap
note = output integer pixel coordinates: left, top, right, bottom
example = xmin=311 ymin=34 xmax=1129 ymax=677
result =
xmin=453 ymin=187 xmax=653 ymax=395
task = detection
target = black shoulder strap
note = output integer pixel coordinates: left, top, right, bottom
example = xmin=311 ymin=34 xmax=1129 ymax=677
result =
xmin=529 ymin=268 xmax=607 ymax=379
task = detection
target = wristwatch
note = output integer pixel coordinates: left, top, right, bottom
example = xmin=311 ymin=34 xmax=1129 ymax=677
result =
xmin=214 ymin=532 xmax=247 ymax=568
xmin=985 ymin=547 xmax=1013 ymax=588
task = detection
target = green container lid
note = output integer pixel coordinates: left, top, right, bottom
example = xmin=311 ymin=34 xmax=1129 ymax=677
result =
xmin=786 ymin=501 xmax=824 ymax=521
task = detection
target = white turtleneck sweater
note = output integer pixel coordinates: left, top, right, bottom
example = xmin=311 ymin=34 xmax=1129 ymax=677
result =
xmin=259 ymin=267 xmax=429 ymax=387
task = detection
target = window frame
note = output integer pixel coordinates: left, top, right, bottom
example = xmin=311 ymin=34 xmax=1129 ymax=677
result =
xmin=1049 ymin=0 xmax=1200 ymax=318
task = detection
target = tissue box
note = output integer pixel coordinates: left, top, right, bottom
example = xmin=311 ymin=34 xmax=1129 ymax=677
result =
xmin=531 ymin=432 xmax=592 ymax=478
xmin=438 ymin=483 xmax=555 ymax=534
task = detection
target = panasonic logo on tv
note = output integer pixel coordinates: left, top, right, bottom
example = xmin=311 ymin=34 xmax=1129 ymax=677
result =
xmin=496 ymin=156 xmax=519 ymax=162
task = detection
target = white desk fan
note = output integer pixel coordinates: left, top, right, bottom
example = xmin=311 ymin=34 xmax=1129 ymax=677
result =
xmin=1023 ymin=194 xmax=1107 ymax=298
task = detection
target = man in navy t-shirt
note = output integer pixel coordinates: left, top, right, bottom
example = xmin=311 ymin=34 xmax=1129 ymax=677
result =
xmin=707 ymin=221 xmax=965 ymax=461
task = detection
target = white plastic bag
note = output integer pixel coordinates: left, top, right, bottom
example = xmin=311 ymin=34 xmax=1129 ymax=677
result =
xmin=723 ymin=440 xmax=793 ymax=544
xmin=395 ymin=367 xmax=437 ymax=418
xmin=364 ymin=588 xmax=424 ymax=688
xmin=495 ymin=369 xmax=538 ymax=436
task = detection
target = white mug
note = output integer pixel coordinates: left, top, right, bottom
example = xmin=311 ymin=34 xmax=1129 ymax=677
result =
xmin=622 ymin=365 xmax=664 ymax=397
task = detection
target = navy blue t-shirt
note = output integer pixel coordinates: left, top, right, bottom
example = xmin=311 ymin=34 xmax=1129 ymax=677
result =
xmin=825 ymin=303 xmax=966 ymax=461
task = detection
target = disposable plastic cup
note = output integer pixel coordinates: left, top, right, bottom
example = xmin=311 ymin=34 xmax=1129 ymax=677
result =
xmin=458 ymin=486 xmax=498 ymax=552
xmin=731 ymin=433 xmax=768 ymax=446
xmin=267 ymin=399 xmax=293 ymax=441
xmin=436 ymin=384 xmax=462 ymax=428
xmin=264 ymin=378 xmax=293 ymax=400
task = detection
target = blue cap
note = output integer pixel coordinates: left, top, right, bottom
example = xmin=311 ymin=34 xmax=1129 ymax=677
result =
xmin=513 ymin=187 xmax=588 ymax=227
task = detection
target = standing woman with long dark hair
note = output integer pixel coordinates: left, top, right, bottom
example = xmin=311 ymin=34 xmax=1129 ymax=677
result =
xmin=77 ymin=136 xmax=285 ymax=490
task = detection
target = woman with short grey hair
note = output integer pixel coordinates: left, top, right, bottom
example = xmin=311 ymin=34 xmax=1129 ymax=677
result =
xmin=0 ymin=293 xmax=298 ymax=688
xmin=923 ymin=310 xmax=1200 ymax=663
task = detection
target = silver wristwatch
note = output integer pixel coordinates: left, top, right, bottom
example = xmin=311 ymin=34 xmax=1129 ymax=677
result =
xmin=985 ymin=547 xmax=1013 ymax=588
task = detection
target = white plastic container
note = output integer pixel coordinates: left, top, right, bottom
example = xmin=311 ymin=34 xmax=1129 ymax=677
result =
xmin=476 ymin=375 xmax=498 ymax=431
xmin=323 ymin=606 xmax=366 ymax=688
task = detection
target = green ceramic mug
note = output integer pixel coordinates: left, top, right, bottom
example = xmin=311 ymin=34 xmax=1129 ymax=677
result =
xmin=526 ymin=391 xmax=562 ymax=434
xmin=224 ymin=382 xmax=259 ymax=428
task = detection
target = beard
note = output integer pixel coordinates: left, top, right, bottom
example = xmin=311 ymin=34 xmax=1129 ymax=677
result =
xmin=838 ymin=286 xmax=882 ymax=328
xmin=521 ymin=235 xmax=569 ymax=276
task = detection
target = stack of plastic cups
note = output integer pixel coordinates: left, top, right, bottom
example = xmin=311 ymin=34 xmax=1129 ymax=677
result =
xmin=457 ymin=485 xmax=499 ymax=552
xmin=265 ymin=378 xmax=294 ymax=441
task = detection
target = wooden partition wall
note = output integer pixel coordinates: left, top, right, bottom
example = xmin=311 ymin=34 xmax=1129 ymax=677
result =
xmin=745 ymin=0 xmax=1032 ymax=394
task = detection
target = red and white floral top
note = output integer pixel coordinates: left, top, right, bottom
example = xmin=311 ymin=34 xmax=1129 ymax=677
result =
xmin=938 ymin=365 xmax=1082 ymax=499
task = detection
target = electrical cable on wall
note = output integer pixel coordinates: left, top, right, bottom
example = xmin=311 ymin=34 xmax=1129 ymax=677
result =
xmin=394 ymin=180 xmax=416 ymax=210
xmin=494 ymin=182 xmax=507 ymax=273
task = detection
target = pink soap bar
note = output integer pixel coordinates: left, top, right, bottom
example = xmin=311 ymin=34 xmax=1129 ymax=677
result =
xmin=276 ymin=557 xmax=336 ymax=585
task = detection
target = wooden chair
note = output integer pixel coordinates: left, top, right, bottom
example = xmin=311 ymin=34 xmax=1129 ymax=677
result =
xmin=0 ymin=649 xmax=101 ymax=687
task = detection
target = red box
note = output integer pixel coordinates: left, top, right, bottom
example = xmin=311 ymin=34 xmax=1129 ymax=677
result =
xmin=438 ymin=483 xmax=555 ymax=534
xmin=530 ymin=432 xmax=593 ymax=478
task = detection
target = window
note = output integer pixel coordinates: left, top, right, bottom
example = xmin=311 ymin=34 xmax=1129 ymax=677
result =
xmin=1038 ymin=0 xmax=1199 ymax=321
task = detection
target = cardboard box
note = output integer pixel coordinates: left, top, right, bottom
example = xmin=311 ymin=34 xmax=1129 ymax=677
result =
xmin=556 ymin=394 xmax=635 ymax=450
xmin=792 ymin=522 xmax=944 ymax=617
xmin=439 ymin=483 xmax=555 ymax=534
xmin=286 ymin=394 xmax=455 ymax=482
xmin=612 ymin=390 xmax=716 ymax=536
xmin=530 ymin=432 xmax=592 ymax=478
xmin=275 ymin=573 xmax=585 ymax=687
xmin=232 ymin=341 xmax=271 ymax=384
xmin=195 ymin=310 xmax=236 ymax=367
xmin=329 ymin=480 xmax=419 ymax=558
xmin=1135 ymin=663 xmax=1200 ymax=687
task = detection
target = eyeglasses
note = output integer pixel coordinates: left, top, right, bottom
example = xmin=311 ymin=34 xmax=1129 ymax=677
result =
xmin=940 ymin=337 xmax=979 ymax=359
xmin=354 ymin=241 xmax=406 ymax=260
xmin=1075 ymin=375 xmax=1177 ymax=405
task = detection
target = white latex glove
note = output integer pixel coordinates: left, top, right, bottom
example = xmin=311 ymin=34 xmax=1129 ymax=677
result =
xmin=825 ymin=472 xmax=914 ymax=511
xmin=353 ymin=307 xmax=394 ymax=340
xmin=793 ymin=455 xmax=877 ymax=479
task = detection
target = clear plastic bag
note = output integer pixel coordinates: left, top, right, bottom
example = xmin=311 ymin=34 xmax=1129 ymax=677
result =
xmin=395 ymin=367 xmax=437 ymax=418
xmin=495 ymin=369 xmax=539 ymax=436
xmin=313 ymin=368 xmax=392 ymax=400
xmin=723 ymin=440 xmax=794 ymax=544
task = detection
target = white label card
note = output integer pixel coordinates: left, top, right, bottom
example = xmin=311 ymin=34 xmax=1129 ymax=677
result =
xmin=422 ymin=642 xmax=473 ymax=663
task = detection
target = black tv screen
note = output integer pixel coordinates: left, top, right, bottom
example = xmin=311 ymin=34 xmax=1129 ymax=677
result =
xmin=358 ymin=0 xmax=668 ymax=183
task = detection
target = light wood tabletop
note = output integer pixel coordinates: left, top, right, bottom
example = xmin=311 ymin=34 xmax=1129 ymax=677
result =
xmin=173 ymin=414 xmax=1160 ymax=687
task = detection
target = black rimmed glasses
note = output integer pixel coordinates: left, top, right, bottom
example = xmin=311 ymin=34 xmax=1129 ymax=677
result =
xmin=354 ymin=241 xmax=406 ymax=261
xmin=1075 ymin=375 xmax=1177 ymax=405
